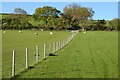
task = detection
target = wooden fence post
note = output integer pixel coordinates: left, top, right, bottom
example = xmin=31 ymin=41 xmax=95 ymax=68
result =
xmin=56 ymin=41 xmax=58 ymax=51
xmin=49 ymin=43 xmax=51 ymax=54
xmin=53 ymin=42 xmax=55 ymax=54
xmin=12 ymin=50 xmax=15 ymax=77
xmin=26 ymin=48 xmax=28 ymax=69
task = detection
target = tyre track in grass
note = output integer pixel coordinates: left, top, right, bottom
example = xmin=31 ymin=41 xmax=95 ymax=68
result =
xmin=95 ymin=51 xmax=108 ymax=78
xmin=95 ymin=41 xmax=116 ymax=65
xmin=15 ymin=31 xmax=116 ymax=78
xmin=91 ymin=33 xmax=109 ymax=78
xmin=94 ymin=35 xmax=117 ymax=67
xmin=61 ymin=34 xmax=83 ymax=78
xmin=105 ymin=50 xmax=117 ymax=66
xmin=87 ymin=32 xmax=108 ymax=78
xmin=94 ymin=32 xmax=118 ymax=77
xmin=87 ymin=34 xmax=98 ymax=77
xmin=94 ymin=40 xmax=117 ymax=78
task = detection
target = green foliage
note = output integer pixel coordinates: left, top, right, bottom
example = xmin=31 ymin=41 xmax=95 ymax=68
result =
xmin=32 ymin=4 xmax=95 ymax=30
xmin=85 ymin=19 xmax=120 ymax=31
xmin=109 ymin=18 xmax=120 ymax=31
xmin=1 ymin=4 xmax=119 ymax=31
xmin=33 ymin=6 xmax=61 ymax=30
xmin=95 ymin=19 xmax=106 ymax=30
xmin=2 ymin=14 xmax=34 ymax=30
xmin=63 ymin=3 xmax=95 ymax=28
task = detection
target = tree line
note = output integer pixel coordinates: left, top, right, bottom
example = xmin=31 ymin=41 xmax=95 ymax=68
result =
xmin=1 ymin=3 xmax=120 ymax=31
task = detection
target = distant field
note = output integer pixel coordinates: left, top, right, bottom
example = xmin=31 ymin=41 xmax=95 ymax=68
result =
xmin=2 ymin=30 xmax=72 ymax=78
xmin=2 ymin=31 xmax=118 ymax=78
xmin=16 ymin=31 xmax=118 ymax=78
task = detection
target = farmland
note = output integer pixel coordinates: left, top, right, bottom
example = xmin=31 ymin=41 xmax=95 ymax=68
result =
xmin=2 ymin=31 xmax=118 ymax=78
xmin=2 ymin=30 xmax=72 ymax=78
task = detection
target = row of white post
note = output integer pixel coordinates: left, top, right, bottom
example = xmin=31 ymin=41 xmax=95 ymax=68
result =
xmin=11 ymin=44 xmax=46 ymax=77
xmin=11 ymin=32 xmax=78 ymax=77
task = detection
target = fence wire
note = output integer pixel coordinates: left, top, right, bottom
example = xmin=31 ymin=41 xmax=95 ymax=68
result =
xmin=2 ymin=32 xmax=78 ymax=78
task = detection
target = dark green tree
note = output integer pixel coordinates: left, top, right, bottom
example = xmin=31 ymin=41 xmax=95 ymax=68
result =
xmin=33 ymin=6 xmax=61 ymax=29
xmin=63 ymin=3 xmax=95 ymax=29
xmin=109 ymin=18 xmax=120 ymax=31
xmin=96 ymin=19 xmax=106 ymax=30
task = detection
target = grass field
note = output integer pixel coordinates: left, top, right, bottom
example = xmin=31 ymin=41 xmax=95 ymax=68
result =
xmin=2 ymin=31 xmax=118 ymax=78
xmin=2 ymin=30 xmax=72 ymax=78
xmin=17 ymin=31 xmax=118 ymax=78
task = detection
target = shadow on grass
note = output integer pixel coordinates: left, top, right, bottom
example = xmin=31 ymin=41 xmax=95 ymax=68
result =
xmin=10 ymin=66 xmax=34 ymax=79
xmin=10 ymin=53 xmax=58 ymax=79
xmin=49 ymin=53 xmax=57 ymax=56
xmin=75 ymin=50 xmax=81 ymax=52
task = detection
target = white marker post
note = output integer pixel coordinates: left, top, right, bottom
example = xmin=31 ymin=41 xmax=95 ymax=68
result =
xmin=68 ymin=38 xmax=69 ymax=43
xmin=65 ymin=39 xmax=66 ymax=45
xmin=67 ymin=37 xmax=69 ymax=44
xmin=69 ymin=37 xmax=70 ymax=42
xmin=69 ymin=37 xmax=71 ymax=42
xmin=61 ymin=41 xmax=62 ymax=49
xmin=55 ymin=42 xmax=56 ymax=52
xmin=62 ymin=40 xmax=63 ymax=47
xmin=49 ymin=44 xmax=52 ymax=54
xmin=65 ymin=39 xmax=67 ymax=45
xmin=55 ymin=42 xmax=57 ymax=52
xmin=63 ymin=40 xmax=65 ymax=47
xmin=60 ymin=41 xmax=61 ymax=49
xmin=36 ymin=45 xmax=39 ymax=63
xmin=56 ymin=41 xmax=58 ymax=51
xmin=59 ymin=41 xmax=60 ymax=50
xmin=58 ymin=41 xmax=60 ymax=50
xmin=26 ymin=48 xmax=28 ymax=69
xmin=12 ymin=50 xmax=15 ymax=77
xmin=53 ymin=42 xmax=55 ymax=54
xmin=44 ymin=44 xmax=46 ymax=59
xmin=71 ymin=35 xmax=72 ymax=40
xmin=54 ymin=42 xmax=55 ymax=53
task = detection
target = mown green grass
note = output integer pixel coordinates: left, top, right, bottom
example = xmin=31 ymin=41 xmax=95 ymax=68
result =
xmin=0 ymin=30 xmax=2 ymax=78
xmin=15 ymin=31 xmax=118 ymax=78
xmin=2 ymin=30 xmax=72 ymax=78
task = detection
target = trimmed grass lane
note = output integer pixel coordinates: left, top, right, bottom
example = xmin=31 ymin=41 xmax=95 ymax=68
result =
xmin=17 ymin=31 xmax=118 ymax=78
